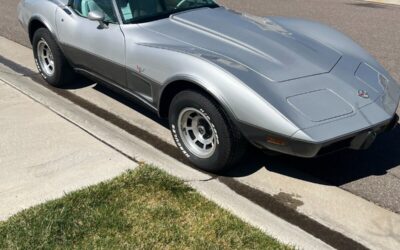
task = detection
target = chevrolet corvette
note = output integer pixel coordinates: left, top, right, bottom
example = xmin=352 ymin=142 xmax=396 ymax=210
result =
xmin=18 ymin=0 xmax=400 ymax=172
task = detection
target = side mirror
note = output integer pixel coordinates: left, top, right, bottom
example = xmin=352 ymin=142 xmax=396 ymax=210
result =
xmin=88 ymin=11 xmax=107 ymax=29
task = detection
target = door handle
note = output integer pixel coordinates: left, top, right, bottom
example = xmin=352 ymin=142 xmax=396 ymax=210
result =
xmin=63 ymin=8 xmax=72 ymax=15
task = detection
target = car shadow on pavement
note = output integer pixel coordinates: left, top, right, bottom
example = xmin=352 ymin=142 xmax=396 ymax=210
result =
xmin=58 ymin=77 xmax=168 ymax=127
xmin=226 ymin=125 xmax=400 ymax=186
xmin=54 ymin=75 xmax=95 ymax=90
xmin=93 ymin=83 xmax=170 ymax=128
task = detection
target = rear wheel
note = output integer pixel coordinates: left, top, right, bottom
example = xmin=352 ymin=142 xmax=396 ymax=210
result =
xmin=33 ymin=28 xmax=76 ymax=87
xmin=169 ymin=90 xmax=247 ymax=173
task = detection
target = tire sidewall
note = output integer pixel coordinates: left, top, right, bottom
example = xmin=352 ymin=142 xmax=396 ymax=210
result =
xmin=169 ymin=92 xmax=232 ymax=172
xmin=32 ymin=29 xmax=61 ymax=85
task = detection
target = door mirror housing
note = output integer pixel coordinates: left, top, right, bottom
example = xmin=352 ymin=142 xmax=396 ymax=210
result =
xmin=88 ymin=11 xmax=107 ymax=29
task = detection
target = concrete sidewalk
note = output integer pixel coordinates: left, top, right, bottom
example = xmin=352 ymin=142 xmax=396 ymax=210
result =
xmin=0 ymin=78 xmax=135 ymax=220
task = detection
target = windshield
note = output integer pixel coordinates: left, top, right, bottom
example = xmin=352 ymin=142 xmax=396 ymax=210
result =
xmin=115 ymin=0 xmax=218 ymax=24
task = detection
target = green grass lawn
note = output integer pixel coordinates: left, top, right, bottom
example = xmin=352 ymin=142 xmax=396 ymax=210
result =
xmin=0 ymin=165 xmax=290 ymax=249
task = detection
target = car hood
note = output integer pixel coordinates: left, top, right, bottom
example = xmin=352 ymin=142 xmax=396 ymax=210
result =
xmin=145 ymin=7 xmax=342 ymax=82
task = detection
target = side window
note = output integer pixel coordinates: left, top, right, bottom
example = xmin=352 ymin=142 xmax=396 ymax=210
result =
xmin=115 ymin=0 xmax=134 ymax=23
xmin=71 ymin=0 xmax=118 ymax=23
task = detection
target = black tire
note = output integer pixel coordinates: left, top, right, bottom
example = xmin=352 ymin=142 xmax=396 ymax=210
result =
xmin=32 ymin=28 xmax=76 ymax=87
xmin=169 ymin=90 xmax=247 ymax=173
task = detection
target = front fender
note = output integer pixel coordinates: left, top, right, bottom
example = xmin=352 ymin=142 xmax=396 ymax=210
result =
xmin=28 ymin=15 xmax=57 ymax=41
xmin=136 ymin=44 xmax=301 ymax=138
xmin=21 ymin=0 xmax=60 ymax=43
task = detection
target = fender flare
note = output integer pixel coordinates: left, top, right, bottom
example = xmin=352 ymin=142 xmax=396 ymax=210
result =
xmin=157 ymin=74 xmax=239 ymax=126
xmin=28 ymin=15 xmax=58 ymax=43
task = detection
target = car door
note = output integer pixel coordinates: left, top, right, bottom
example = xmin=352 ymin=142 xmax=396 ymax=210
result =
xmin=56 ymin=0 xmax=126 ymax=87
xmin=114 ymin=0 xmax=167 ymax=104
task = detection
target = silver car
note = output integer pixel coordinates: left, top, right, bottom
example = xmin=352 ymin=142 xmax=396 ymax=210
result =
xmin=18 ymin=0 xmax=400 ymax=172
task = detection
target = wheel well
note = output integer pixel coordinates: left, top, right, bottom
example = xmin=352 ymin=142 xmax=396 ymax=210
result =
xmin=28 ymin=20 xmax=46 ymax=44
xmin=159 ymin=81 xmax=222 ymax=119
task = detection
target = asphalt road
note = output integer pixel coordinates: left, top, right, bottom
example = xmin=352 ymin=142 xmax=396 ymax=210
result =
xmin=2 ymin=0 xmax=400 ymax=213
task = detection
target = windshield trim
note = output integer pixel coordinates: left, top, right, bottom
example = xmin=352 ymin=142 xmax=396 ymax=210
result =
xmin=120 ymin=3 xmax=219 ymax=25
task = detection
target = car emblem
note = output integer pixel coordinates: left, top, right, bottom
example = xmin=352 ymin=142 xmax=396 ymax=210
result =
xmin=358 ymin=90 xmax=369 ymax=99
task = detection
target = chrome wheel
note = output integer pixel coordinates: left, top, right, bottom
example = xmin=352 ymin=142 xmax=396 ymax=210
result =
xmin=178 ymin=108 xmax=217 ymax=158
xmin=37 ymin=39 xmax=55 ymax=76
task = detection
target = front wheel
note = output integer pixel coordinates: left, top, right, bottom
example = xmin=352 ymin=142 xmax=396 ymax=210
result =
xmin=32 ymin=28 xmax=76 ymax=87
xmin=169 ymin=90 xmax=246 ymax=173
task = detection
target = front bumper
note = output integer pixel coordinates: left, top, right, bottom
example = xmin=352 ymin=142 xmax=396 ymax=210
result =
xmin=239 ymin=114 xmax=398 ymax=158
